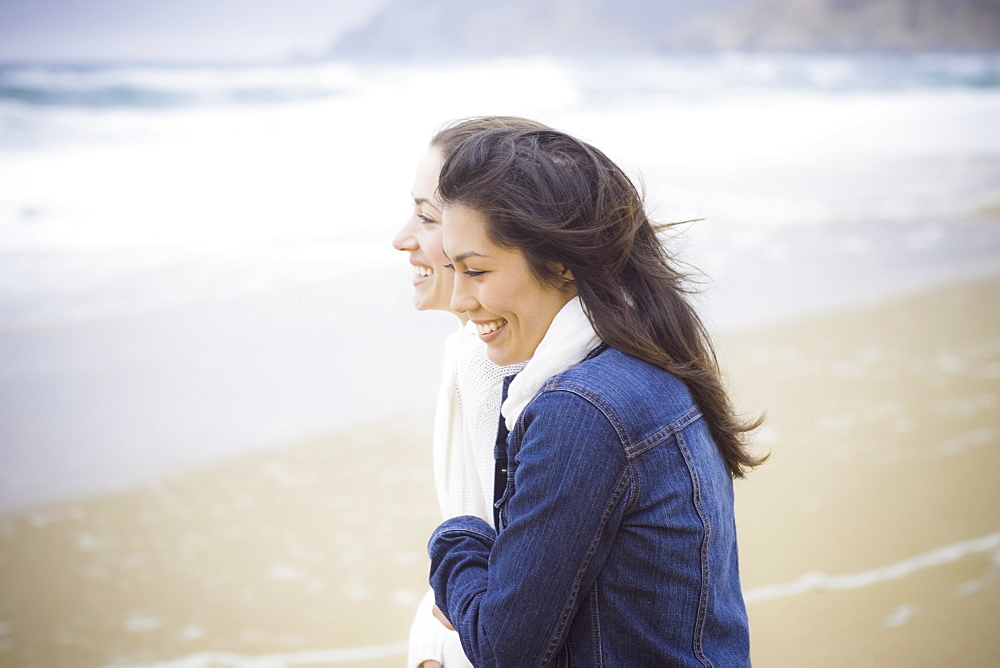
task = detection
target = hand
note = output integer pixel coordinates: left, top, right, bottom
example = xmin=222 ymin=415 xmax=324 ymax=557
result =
xmin=417 ymin=662 xmax=443 ymax=668
xmin=432 ymin=604 xmax=455 ymax=631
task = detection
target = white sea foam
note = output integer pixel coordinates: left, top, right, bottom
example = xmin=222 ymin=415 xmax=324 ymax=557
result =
xmin=883 ymin=603 xmax=921 ymax=628
xmin=2 ymin=56 xmax=999 ymax=333
xmin=266 ymin=564 xmax=304 ymax=582
xmin=937 ymin=427 xmax=998 ymax=456
xmin=744 ymin=531 xmax=1000 ymax=604
xmin=123 ymin=613 xmax=167 ymax=633
xmin=108 ymin=641 xmax=409 ymax=667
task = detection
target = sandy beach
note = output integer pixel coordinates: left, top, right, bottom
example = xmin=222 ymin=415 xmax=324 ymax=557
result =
xmin=1 ymin=274 xmax=998 ymax=667
xmin=726 ymin=276 xmax=1000 ymax=666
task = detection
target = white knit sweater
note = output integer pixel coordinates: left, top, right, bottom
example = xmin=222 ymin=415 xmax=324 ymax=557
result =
xmin=407 ymin=321 xmax=524 ymax=668
xmin=407 ymin=298 xmax=601 ymax=667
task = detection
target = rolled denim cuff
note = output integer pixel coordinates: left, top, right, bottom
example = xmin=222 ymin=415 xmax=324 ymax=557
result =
xmin=429 ymin=515 xmax=496 ymax=552
xmin=427 ymin=515 xmax=497 ymax=661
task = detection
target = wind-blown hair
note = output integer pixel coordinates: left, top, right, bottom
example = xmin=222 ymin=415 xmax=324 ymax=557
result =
xmin=437 ymin=128 xmax=765 ymax=478
xmin=431 ymin=116 xmax=549 ymax=160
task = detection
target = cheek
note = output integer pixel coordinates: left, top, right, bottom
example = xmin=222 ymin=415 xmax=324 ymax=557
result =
xmin=419 ymin=228 xmax=447 ymax=266
xmin=488 ymin=283 xmax=527 ymax=320
xmin=519 ymin=286 xmax=567 ymax=332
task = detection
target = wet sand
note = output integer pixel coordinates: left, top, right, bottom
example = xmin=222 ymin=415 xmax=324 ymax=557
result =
xmin=0 ymin=415 xmax=441 ymax=667
xmin=1 ymin=276 xmax=998 ymax=667
xmin=726 ymin=276 xmax=1000 ymax=666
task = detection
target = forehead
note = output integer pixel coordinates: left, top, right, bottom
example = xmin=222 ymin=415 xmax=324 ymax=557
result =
xmin=412 ymin=147 xmax=445 ymax=204
xmin=442 ymin=204 xmax=491 ymax=254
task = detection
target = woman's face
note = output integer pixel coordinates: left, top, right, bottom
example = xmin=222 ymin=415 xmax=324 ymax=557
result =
xmin=443 ymin=204 xmax=576 ymax=365
xmin=392 ymin=146 xmax=452 ymax=312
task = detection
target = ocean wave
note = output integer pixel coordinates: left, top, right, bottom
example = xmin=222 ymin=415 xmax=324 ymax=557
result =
xmin=0 ymin=83 xmax=346 ymax=108
xmin=572 ymin=52 xmax=1000 ymax=107
xmin=2 ymin=54 xmax=999 ymax=334
xmin=745 ymin=531 xmax=1000 ymax=604
xmin=2 ymin=53 xmax=999 ymax=109
xmin=0 ymin=61 xmax=363 ymax=108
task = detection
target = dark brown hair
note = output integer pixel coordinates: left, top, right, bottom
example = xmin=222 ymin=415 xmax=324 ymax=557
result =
xmin=431 ymin=116 xmax=550 ymax=160
xmin=438 ymin=128 xmax=765 ymax=478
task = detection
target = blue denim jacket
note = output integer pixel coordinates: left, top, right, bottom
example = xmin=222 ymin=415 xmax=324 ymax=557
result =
xmin=428 ymin=346 xmax=750 ymax=667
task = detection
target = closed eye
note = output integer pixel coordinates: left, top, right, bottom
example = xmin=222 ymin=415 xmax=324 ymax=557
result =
xmin=443 ymin=261 xmax=484 ymax=278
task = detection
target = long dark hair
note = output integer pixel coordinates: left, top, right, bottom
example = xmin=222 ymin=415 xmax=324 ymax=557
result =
xmin=438 ymin=128 xmax=765 ymax=478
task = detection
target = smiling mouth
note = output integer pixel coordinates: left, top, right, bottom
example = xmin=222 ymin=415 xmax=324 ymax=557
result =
xmin=475 ymin=318 xmax=507 ymax=335
xmin=413 ymin=265 xmax=433 ymax=278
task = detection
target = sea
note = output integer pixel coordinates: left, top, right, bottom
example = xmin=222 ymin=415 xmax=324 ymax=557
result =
xmin=2 ymin=52 xmax=1000 ymax=513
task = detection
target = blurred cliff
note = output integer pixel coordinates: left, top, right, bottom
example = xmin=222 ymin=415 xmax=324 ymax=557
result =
xmin=328 ymin=0 xmax=1000 ymax=58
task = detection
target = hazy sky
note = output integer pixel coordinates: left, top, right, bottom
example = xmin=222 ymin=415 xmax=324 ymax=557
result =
xmin=0 ymin=0 xmax=389 ymax=63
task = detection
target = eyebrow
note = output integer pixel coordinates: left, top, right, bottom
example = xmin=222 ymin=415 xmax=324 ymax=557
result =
xmin=452 ymin=251 xmax=488 ymax=263
xmin=412 ymin=195 xmax=442 ymax=210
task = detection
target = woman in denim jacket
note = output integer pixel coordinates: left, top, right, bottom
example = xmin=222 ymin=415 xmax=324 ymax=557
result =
xmin=428 ymin=127 xmax=765 ymax=666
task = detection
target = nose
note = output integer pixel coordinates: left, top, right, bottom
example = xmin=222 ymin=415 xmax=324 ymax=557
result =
xmin=392 ymin=216 xmax=419 ymax=251
xmin=450 ymin=273 xmax=478 ymax=314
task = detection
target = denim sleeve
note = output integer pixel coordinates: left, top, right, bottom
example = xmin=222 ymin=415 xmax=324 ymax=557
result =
xmin=428 ymin=389 xmax=629 ymax=667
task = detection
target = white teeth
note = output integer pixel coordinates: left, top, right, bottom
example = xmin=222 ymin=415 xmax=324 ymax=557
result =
xmin=413 ymin=265 xmax=433 ymax=277
xmin=476 ymin=319 xmax=506 ymax=335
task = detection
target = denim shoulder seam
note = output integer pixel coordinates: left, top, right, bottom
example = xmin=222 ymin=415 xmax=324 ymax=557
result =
xmin=537 ymin=379 xmax=633 ymax=451
xmin=675 ymin=427 xmax=714 ymax=668
xmin=628 ymin=404 xmax=702 ymax=458
xmin=528 ymin=383 xmax=658 ymax=513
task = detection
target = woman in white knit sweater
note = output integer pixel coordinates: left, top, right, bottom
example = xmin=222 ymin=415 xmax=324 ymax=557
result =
xmin=393 ymin=117 xmax=600 ymax=667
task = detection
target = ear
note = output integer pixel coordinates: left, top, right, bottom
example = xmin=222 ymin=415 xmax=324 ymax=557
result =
xmin=550 ymin=262 xmax=575 ymax=288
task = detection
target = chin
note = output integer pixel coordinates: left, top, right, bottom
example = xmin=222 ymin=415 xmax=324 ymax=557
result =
xmin=414 ymin=297 xmax=450 ymax=313
xmin=412 ymin=292 xmax=433 ymax=311
xmin=487 ymin=348 xmax=521 ymax=367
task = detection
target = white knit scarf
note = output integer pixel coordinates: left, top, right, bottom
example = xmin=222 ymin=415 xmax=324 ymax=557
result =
xmin=501 ymin=295 xmax=602 ymax=431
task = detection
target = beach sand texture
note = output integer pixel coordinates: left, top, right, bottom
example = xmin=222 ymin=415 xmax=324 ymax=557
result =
xmin=0 ymin=276 xmax=998 ymax=667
